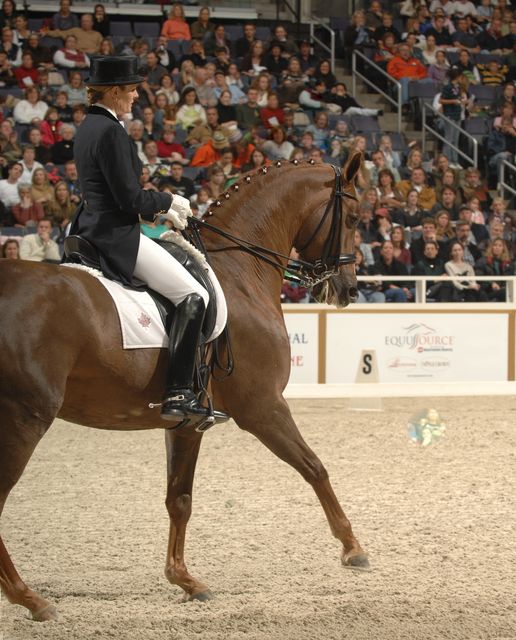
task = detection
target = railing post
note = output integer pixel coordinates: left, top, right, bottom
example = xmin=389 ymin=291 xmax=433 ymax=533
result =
xmin=415 ymin=279 xmax=425 ymax=304
xmin=500 ymin=161 xmax=505 ymax=197
xmin=397 ymin=83 xmax=401 ymax=134
xmin=352 ymin=51 xmax=356 ymax=98
xmin=422 ymin=103 xmax=426 ymax=158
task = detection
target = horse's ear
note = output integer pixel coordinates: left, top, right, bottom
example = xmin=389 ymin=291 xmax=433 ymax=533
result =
xmin=342 ymin=151 xmax=362 ymax=185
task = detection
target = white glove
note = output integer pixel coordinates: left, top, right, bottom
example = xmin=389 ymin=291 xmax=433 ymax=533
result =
xmin=164 ymin=194 xmax=192 ymax=230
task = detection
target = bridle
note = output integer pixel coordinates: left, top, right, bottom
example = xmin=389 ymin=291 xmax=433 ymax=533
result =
xmin=187 ymin=164 xmax=358 ymax=289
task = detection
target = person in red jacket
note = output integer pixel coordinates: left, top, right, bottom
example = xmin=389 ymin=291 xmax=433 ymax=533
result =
xmin=14 ymin=52 xmax=39 ymax=89
xmin=387 ymin=43 xmax=428 ymax=106
xmin=260 ymin=92 xmax=285 ymax=129
xmin=156 ymin=126 xmax=188 ymax=164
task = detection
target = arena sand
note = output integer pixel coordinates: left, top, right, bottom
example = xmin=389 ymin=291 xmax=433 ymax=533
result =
xmin=1 ymin=397 xmax=515 ymax=640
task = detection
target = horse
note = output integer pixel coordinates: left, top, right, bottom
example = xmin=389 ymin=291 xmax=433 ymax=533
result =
xmin=0 ymin=155 xmax=369 ymax=622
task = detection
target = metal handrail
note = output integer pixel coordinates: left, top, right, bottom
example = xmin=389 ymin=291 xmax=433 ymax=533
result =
xmin=309 ymin=15 xmax=335 ymax=72
xmin=351 ymin=49 xmax=402 ymax=133
xmin=499 ymin=159 xmax=516 ymax=199
xmin=421 ymin=102 xmax=478 ymax=168
xmin=357 ymin=275 xmax=515 ymax=304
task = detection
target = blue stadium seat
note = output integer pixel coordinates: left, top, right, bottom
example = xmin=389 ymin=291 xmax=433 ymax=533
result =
xmin=255 ymin=27 xmax=271 ymax=41
xmin=167 ymin=40 xmax=185 ymax=59
xmin=224 ymin=25 xmax=243 ymax=41
xmin=183 ymin=166 xmax=201 ymax=181
xmin=28 ymin=18 xmax=44 ymax=31
xmin=110 ymin=21 xmax=133 ymax=37
xmin=408 ymin=80 xmax=441 ymax=101
xmin=174 ymin=127 xmax=187 ymax=144
xmin=40 ymin=36 xmax=64 ymax=49
xmin=349 ymin=115 xmax=381 ymax=134
xmin=133 ymin=21 xmax=160 ymax=38
xmin=470 ymin=84 xmax=498 ymax=106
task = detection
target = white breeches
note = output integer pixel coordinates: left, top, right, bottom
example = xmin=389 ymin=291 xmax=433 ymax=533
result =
xmin=133 ymin=233 xmax=227 ymax=341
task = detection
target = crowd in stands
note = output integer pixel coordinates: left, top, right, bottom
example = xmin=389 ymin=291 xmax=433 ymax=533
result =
xmin=0 ymin=0 xmax=515 ymax=302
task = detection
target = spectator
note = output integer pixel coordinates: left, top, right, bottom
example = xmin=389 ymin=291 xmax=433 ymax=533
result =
xmin=152 ymin=93 xmax=177 ymax=128
xmin=190 ymin=129 xmax=228 ymax=167
xmin=167 ymin=161 xmax=195 ymax=199
xmin=190 ymin=6 xmax=215 ymax=41
xmin=241 ymin=147 xmax=268 ymax=172
xmin=431 ymin=186 xmax=460 ymax=220
xmin=156 ymin=126 xmax=187 ymax=164
xmin=11 ymin=182 xmax=44 ymax=226
xmin=175 ymin=87 xmax=207 ymax=130
xmin=281 ymin=56 xmax=309 ymax=87
xmin=51 ymin=122 xmax=75 ymax=164
xmin=298 ymin=78 xmax=329 ymax=111
xmin=51 ymin=0 xmax=79 ymax=31
xmin=425 ymin=15 xmax=454 ymax=48
xmin=61 ymin=70 xmax=87 ymax=106
xmin=370 ymin=239 xmax=412 ymax=302
xmin=454 ymin=218 xmax=482 ymax=264
xmin=387 ymin=43 xmax=428 ymax=107
xmin=204 ymin=162 xmax=226 ymax=199
xmin=478 ymin=60 xmax=508 ymax=87
xmin=62 ymin=159 xmax=81 ymax=203
xmin=142 ymin=139 xmax=165 ymax=178
xmin=53 ymin=34 xmax=90 ymax=70
xmin=27 ymin=127 xmax=52 ymax=164
xmin=412 ymin=240 xmax=449 ymax=301
xmin=54 ymin=90 xmax=73 ymax=122
xmin=392 ymin=188 xmax=425 ymax=230
xmin=365 ymin=0 xmax=383 ymax=30
xmin=1 ymin=26 xmax=21 ymax=67
xmin=373 ymin=12 xmax=402 ymax=43
xmin=475 ymin=238 xmax=514 ymax=301
xmin=355 ymin=248 xmax=385 ymax=303
xmin=45 ymin=13 xmax=103 ymax=55
xmin=343 ymin=10 xmax=371 ymax=67
xmin=327 ymin=82 xmax=383 ymax=117
xmin=19 ymin=144 xmax=42 ymax=183
xmin=236 ymin=87 xmax=261 ymax=131
xmin=241 ymin=40 xmax=267 ymax=78
xmin=31 ymin=167 xmax=54 ymax=208
xmin=304 ymin=111 xmax=331 ymax=151
xmin=13 ymin=16 xmax=31 ymax=50
xmin=427 ymin=49 xmax=450 ymax=83
xmin=397 ymin=167 xmax=437 ymax=211
xmin=261 ymin=126 xmax=294 ymax=161
xmin=411 ymin=217 xmax=449 ymax=263
xmin=461 ymin=166 xmax=492 ymax=209
xmin=205 ymin=24 xmax=231 ymax=57
xmin=0 ymin=49 xmax=16 ymax=86
xmin=434 ymin=209 xmax=455 ymax=242
xmin=445 ymin=240 xmax=486 ymax=301
xmin=487 ymin=103 xmax=516 ymax=185
xmin=156 ymin=74 xmax=180 ymax=105
xmin=260 ymin=92 xmax=285 ymax=129
xmin=452 ymin=17 xmax=480 ymax=55
xmin=153 ymin=36 xmax=176 ymax=73
xmin=378 ymin=134 xmax=401 ymax=170
xmin=99 ymin=37 xmax=114 ymax=56
xmin=46 ymin=179 xmax=75 ymax=227
xmin=454 ymin=49 xmax=481 ymax=85
xmin=1 ymin=238 xmax=20 ymax=259
xmin=375 ymin=166 xmax=404 ymax=207
xmin=357 ymin=203 xmax=381 ymax=245
xmin=391 ymin=225 xmax=412 ymax=267
xmin=432 ymin=154 xmax=458 ymax=193
xmin=187 ymin=66 xmax=217 ymax=108
xmin=140 ymin=105 xmax=162 ymax=141
xmin=399 ymin=147 xmax=425 ymax=181
xmin=0 ymin=0 xmax=17 ymax=30
xmin=19 ymin=217 xmax=60 ymax=261
xmin=235 ymin=22 xmax=256 ymax=59
xmin=71 ymin=103 xmax=86 ymax=129
xmin=264 ymin=41 xmax=288 ymax=80
xmin=93 ymin=4 xmax=110 ymax=38
xmin=13 ymin=86 xmax=47 ymax=124
xmin=374 ymin=32 xmax=398 ymax=66
xmin=314 ymin=59 xmax=336 ymax=89
xmin=0 ymin=160 xmax=22 ymax=207
xmin=216 ymin=88 xmax=239 ymax=129
xmin=162 ymin=3 xmax=190 ymax=41
xmin=180 ymin=39 xmax=207 ymax=69
xmin=13 ymin=51 xmax=38 ymax=89
xmin=297 ymin=39 xmax=319 ymax=77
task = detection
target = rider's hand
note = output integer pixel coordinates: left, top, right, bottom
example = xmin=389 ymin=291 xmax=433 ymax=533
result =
xmin=165 ymin=194 xmax=192 ymax=229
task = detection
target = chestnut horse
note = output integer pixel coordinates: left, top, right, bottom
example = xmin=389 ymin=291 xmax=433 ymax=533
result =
xmin=0 ymin=156 xmax=369 ymax=622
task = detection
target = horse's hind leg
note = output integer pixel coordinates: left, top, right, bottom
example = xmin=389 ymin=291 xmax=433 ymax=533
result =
xmin=163 ymin=430 xmax=212 ymax=601
xmin=0 ymin=402 xmax=57 ymax=621
xmin=233 ymin=396 xmax=369 ymax=570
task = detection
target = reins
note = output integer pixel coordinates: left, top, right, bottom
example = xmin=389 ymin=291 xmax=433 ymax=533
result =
xmin=187 ymin=164 xmax=358 ymax=289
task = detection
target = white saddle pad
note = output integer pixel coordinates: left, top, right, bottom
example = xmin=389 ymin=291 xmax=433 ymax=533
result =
xmin=62 ymin=264 xmax=225 ymax=349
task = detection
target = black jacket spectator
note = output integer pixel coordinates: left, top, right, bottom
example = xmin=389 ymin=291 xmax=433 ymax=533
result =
xmin=411 ymin=236 xmax=449 ymax=264
xmin=52 ymin=139 xmax=74 ymax=165
xmin=369 ymin=256 xmax=410 ymax=291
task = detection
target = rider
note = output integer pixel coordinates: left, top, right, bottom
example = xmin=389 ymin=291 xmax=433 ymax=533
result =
xmin=69 ymin=56 xmax=228 ymax=427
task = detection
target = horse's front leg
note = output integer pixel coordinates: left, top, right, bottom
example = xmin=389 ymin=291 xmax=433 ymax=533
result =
xmin=163 ymin=429 xmax=212 ymax=600
xmin=230 ymin=395 xmax=370 ymax=570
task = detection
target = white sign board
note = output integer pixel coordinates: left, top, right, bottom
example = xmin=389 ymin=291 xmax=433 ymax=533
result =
xmin=326 ymin=313 xmax=508 ymax=383
xmin=283 ymin=313 xmax=319 ymax=383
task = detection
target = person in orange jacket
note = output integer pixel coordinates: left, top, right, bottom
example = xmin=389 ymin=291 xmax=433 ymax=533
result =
xmin=161 ymin=3 xmax=191 ymax=41
xmin=387 ymin=43 xmax=428 ymax=106
xmin=190 ymin=129 xmax=228 ymax=167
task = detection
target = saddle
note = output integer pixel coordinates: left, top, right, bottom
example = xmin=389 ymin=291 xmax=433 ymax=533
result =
xmin=63 ymin=235 xmax=217 ymax=341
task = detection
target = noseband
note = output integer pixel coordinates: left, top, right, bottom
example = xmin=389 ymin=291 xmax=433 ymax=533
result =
xmin=188 ymin=165 xmax=357 ymax=289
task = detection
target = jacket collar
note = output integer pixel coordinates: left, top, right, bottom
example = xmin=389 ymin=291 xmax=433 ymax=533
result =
xmin=88 ymin=105 xmax=120 ymax=124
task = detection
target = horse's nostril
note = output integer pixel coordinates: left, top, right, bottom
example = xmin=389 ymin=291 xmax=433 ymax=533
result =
xmin=349 ymin=287 xmax=358 ymax=299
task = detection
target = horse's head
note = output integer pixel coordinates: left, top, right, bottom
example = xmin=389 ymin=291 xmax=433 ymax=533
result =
xmin=294 ymin=153 xmax=362 ymax=308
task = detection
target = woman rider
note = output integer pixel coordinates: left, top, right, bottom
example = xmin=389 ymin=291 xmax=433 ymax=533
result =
xmin=69 ymin=56 xmax=228 ymax=427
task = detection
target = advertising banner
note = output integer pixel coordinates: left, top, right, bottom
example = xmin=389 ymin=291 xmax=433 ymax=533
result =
xmin=326 ymin=313 xmax=508 ymax=383
xmin=283 ymin=313 xmax=319 ymax=383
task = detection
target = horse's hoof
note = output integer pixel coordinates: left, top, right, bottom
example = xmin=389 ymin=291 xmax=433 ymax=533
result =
xmin=184 ymin=590 xmax=213 ymax=602
xmin=342 ymin=552 xmax=371 ymax=572
xmin=31 ymin=603 xmax=58 ymax=622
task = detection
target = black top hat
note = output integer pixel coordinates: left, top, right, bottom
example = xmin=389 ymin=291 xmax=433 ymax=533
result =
xmin=86 ymin=56 xmax=143 ymax=86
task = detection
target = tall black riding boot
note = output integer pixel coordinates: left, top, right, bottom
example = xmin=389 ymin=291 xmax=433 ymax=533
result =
xmin=161 ymin=293 xmax=228 ymax=426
